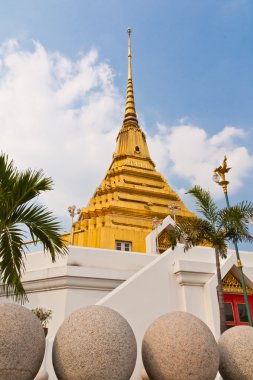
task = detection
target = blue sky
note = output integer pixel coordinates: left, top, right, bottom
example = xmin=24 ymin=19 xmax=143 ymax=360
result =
xmin=0 ymin=0 xmax=253 ymax=130
xmin=1 ymin=0 xmax=252 ymax=130
xmin=0 ymin=1 xmax=252 ymax=246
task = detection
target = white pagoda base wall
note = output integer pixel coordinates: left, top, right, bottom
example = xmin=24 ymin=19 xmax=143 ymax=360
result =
xmin=0 ymin=244 xmax=253 ymax=379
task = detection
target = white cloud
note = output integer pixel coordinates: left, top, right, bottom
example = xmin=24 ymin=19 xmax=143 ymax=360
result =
xmin=148 ymin=123 xmax=253 ymax=199
xmin=0 ymin=40 xmax=123 ymax=229
xmin=209 ymin=126 xmax=245 ymax=147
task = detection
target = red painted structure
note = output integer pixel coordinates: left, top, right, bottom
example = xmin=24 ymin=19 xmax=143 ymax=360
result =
xmin=224 ymin=293 xmax=253 ymax=327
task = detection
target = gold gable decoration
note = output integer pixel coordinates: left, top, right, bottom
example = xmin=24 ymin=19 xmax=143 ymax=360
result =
xmin=157 ymin=229 xmax=171 ymax=253
xmin=223 ymin=271 xmax=253 ymax=295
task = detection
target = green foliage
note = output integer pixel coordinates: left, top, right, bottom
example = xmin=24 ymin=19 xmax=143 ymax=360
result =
xmin=219 ymin=201 xmax=253 ymax=244
xmin=32 ymin=307 xmax=52 ymax=327
xmin=169 ymin=185 xmax=253 ymax=254
xmin=187 ymin=185 xmax=219 ymax=225
xmin=0 ymin=154 xmax=68 ymax=303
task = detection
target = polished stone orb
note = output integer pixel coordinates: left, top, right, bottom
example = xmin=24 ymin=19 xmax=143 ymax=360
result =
xmin=218 ymin=325 xmax=253 ymax=379
xmin=53 ymin=305 xmax=137 ymax=380
xmin=142 ymin=311 xmax=219 ymax=380
xmin=0 ymin=303 xmax=45 ymax=380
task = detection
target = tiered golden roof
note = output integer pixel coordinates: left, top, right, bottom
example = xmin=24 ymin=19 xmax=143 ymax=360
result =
xmin=71 ymin=29 xmax=194 ymax=252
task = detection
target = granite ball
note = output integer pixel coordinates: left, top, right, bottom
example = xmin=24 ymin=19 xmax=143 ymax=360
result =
xmin=52 ymin=305 xmax=137 ymax=380
xmin=218 ymin=325 xmax=253 ymax=379
xmin=0 ymin=303 xmax=45 ymax=380
xmin=142 ymin=311 xmax=219 ymax=380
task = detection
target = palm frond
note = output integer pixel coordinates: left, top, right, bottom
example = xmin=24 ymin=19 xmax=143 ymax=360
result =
xmin=187 ymin=185 xmax=219 ymax=224
xmin=166 ymin=217 xmax=216 ymax=252
xmin=186 ymin=220 xmax=211 ymax=250
xmin=9 ymin=203 xmax=68 ymax=261
xmin=0 ymin=154 xmax=16 ymax=185
xmin=5 ymin=170 xmax=53 ymax=219
xmin=12 ymin=169 xmax=53 ymax=204
xmin=165 ymin=225 xmax=185 ymax=250
xmin=222 ymin=201 xmax=253 ymax=222
xmin=0 ymin=155 xmax=53 ymax=224
xmin=213 ymin=234 xmax=228 ymax=258
xmin=0 ymin=226 xmax=27 ymax=303
xmin=0 ymin=155 xmax=17 ymax=210
xmin=219 ymin=202 xmax=253 ymax=243
xmin=0 ymin=153 xmax=68 ymax=302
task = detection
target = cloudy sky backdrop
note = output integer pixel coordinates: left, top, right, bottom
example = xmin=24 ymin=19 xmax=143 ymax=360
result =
xmin=0 ymin=1 xmax=252 ymax=245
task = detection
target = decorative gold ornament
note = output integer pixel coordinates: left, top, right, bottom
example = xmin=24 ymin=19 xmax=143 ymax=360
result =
xmin=222 ymin=271 xmax=253 ymax=295
xmin=157 ymin=230 xmax=172 ymax=253
xmin=213 ymin=155 xmax=231 ymax=193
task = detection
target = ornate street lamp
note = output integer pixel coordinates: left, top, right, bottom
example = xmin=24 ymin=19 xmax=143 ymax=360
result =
xmin=151 ymin=217 xmax=162 ymax=254
xmin=68 ymin=205 xmax=81 ymax=245
xmin=168 ymin=203 xmax=181 ymax=222
xmin=213 ymin=155 xmax=253 ymax=326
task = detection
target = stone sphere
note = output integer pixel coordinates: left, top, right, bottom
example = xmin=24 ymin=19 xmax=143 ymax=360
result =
xmin=0 ymin=303 xmax=45 ymax=380
xmin=218 ymin=325 xmax=253 ymax=379
xmin=52 ymin=305 xmax=137 ymax=380
xmin=142 ymin=311 xmax=219 ymax=380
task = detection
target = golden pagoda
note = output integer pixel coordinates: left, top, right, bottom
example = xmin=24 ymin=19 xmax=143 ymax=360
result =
xmin=70 ymin=29 xmax=194 ymax=252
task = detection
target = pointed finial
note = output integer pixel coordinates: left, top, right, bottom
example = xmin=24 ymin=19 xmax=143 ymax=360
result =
xmin=123 ymin=27 xmax=138 ymax=123
xmin=127 ymin=28 xmax=132 ymax=80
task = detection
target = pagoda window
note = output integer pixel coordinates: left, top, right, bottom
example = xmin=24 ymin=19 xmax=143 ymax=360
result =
xmin=237 ymin=303 xmax=249 ymax=323
xmin=115 ymin=240 xmax=132 ymax=252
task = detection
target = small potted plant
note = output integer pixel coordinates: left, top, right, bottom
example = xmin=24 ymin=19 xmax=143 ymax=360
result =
xmin=32 ymin=307 xmax=52 ymax=336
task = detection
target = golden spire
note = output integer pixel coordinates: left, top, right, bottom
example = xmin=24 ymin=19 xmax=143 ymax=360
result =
xmin=123 ymin=28 xmax=138 ymax=124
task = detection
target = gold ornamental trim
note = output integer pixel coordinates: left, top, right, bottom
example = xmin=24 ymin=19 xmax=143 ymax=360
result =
xmin=223 ymin=271 xmax=253 ymax=295
xmin=157 ymin=229 xmax=172 ymax=253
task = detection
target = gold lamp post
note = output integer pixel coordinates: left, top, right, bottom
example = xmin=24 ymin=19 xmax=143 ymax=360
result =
xmin=151 ymin=217 xmax=162 ymax=254
xmin=213 ymin=155 xmax=253 ymax=326
xmin=68 ymin=205 xmax=81 ymax=245
xmin=168 ymin=203 xmax=181 ymax=222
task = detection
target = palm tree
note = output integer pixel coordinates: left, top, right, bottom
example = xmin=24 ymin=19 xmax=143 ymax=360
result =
xmin=167 ymin=185 xmax=253 ymax=334
xmin=0 ymin=154 xmax=68 ymax=303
